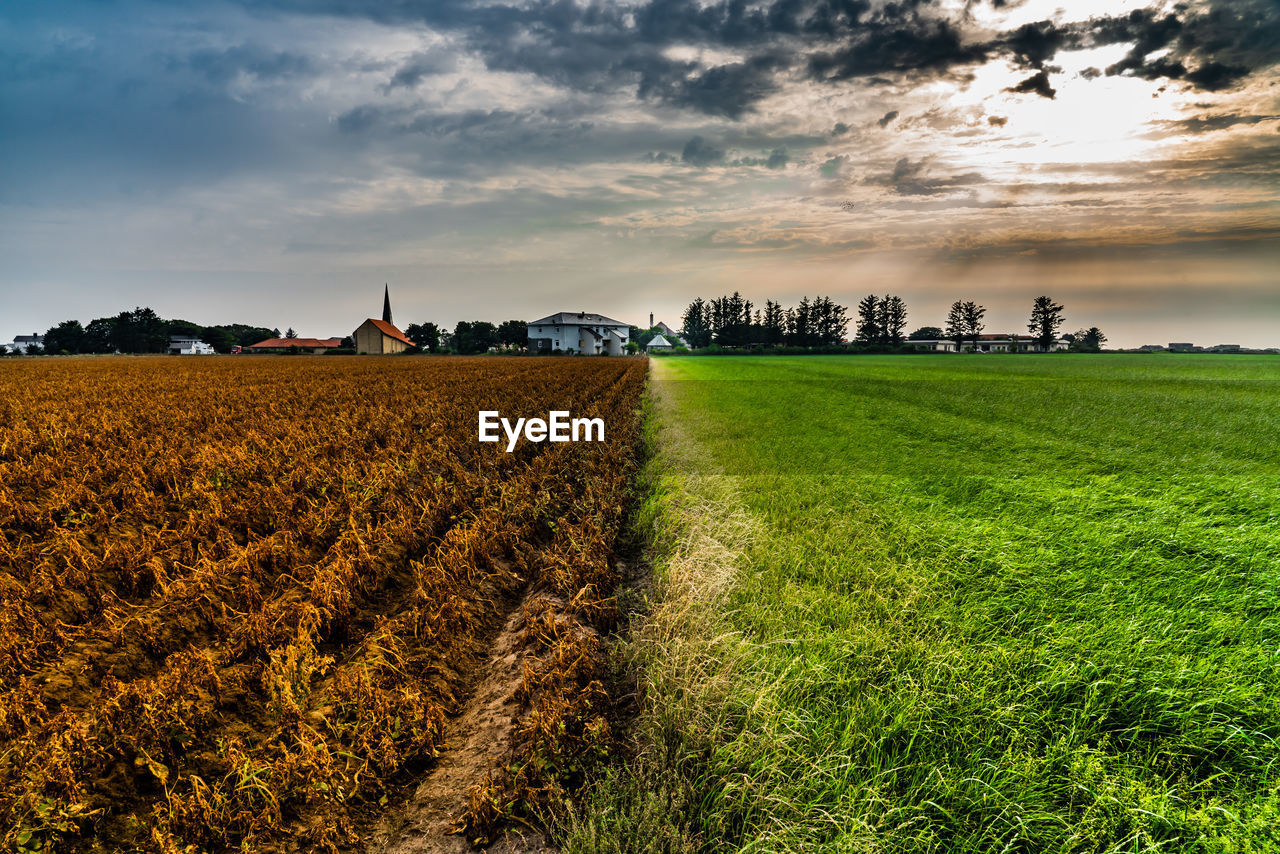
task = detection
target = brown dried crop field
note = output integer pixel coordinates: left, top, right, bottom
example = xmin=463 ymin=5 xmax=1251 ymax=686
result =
xmin=0 ymin=355 xmax=648 ymax=854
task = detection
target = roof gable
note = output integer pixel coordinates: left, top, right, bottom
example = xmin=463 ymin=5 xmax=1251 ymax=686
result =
xmin=358 ymin=318 xmax=414 ymax=346
xmin=250 ymin=337 xmax=344 ymax=349
xmin=528 ymin=311 xmax=629 ymax=327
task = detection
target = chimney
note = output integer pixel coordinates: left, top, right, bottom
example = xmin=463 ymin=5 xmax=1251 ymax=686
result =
xmin=650 ymin=313 xmax=654 ymax=328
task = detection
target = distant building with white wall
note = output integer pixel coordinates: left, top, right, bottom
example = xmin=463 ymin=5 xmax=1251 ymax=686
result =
xmin=169 ymin=335 xmax=216 ymax=355
xmin=5 ymin=334 xmax=44 ymax=353
xmin=528 ymin=312 xmax=629 ymax=355
xmin=908 ymin=334 xmax=1068 ymax=353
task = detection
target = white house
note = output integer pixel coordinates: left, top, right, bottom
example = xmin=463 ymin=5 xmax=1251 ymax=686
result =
xmin=528 ymin=312 xmax=630 ymax=355
xmin=169 ymin=335 xmax=216 ymax=355
xmin=5 ymin=334 xmax=43 ymax=354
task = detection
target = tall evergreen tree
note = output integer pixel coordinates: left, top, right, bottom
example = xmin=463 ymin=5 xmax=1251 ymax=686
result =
xmin=681 ymin=298 xmax=711 ymax=348
xmin=961 ymin=301 xmax=986 ymax=350
xmin=878 ymin=295 xmax=908 ymax=345
xmin=762 ymin=300 xmax=785 ymax=345
xmin=945 ymin=301 xmax=967 ymax=350
xmin=1028 ymin=295 xmax=1066 ymax=351
xmin=855 ymin=294 xmax=880 ymax=344
xmin=816 ymin=296 xmax=850 ymax=345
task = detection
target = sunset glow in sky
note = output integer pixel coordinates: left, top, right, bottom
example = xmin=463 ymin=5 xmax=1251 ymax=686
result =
xmin=3 ymin=0 xmax=1278 ymax=347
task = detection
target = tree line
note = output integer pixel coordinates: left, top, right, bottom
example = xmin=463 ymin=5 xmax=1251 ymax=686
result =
xmin=677 ymin=292 xmax=1107 ymax=353
xmin=681 ymin=293 xmax=849 ymax=348
xmin=403 ymin=320 xmax=527 ymax=354
xmin=7 ymin=307 xmax=279 ymax=355
xmin=3 ymin=307 xmax=534 ymax=357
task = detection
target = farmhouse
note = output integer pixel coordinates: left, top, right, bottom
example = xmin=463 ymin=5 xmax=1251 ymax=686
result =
xmin=6 ymin=334 xmax=43 ymax=353
xmin=248 ymin=337 xmax=344 ymax=354
xmin=354 ymin=285 xmax=414 ymax=354
xmin=527 ymin=312 xmax=629 ymax=355
xmin=169 ymin=335 xmax=215 ymax=355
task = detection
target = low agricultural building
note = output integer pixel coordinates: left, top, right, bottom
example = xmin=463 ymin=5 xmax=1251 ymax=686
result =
xmin=248 ymin=337 xmax=344 ymax=354
xmin=528 ymin=312 xmax=629 ymax=355
xmin=908 ymin=335 xmax=1068 ymax=353
xmin=646 ymin=334 xmax=673 ymax=352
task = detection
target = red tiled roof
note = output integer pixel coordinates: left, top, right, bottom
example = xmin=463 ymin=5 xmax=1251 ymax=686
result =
xmin=362 ymin=319 xmax=414 ymax=347
xmin=249 ymin=337 xmax=344 ymax=349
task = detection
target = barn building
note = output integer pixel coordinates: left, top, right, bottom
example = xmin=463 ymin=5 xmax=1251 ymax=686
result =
xmin=354 ymin=285 xmax=415 ymax=354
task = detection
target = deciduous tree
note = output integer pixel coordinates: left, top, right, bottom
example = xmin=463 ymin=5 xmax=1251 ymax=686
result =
xmin=405 ymin=322 xmax=443 ymax=352
xmin=496 ymin=320 xmax=526 ymax=349
xmin=44 ymin=320 xmax=87 ymax=354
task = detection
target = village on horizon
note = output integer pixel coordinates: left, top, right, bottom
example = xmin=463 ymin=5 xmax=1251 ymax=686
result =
xmin=4 ymin=285 xmax=1276 ymax=357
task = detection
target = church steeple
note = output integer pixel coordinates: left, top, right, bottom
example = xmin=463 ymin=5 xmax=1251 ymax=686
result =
xmin=382 ymin=283 xmax=393 ymax=324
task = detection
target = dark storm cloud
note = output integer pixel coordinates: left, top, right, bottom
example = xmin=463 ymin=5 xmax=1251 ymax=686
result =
xmin=246 ymin=0 xmax=1276 ymax=119
xmin=1075 ymin=3 xmax=1276 ymax=91
xmin=1001 ymin=20 xmax=1070 ymax=70
xmin=878 ymin=110 xmax=899 ymax=128
xmin=1182 ymin=61 xmax=1250 ymax=91
xmin=682 ymin=136 xmax=725 ymax=166
xmin=636 ymin=53 xmax=789 ymax=119
xmin=1007 ymin=70 xmax=1055 ymax=99
xmin=806 ymin=15 xmax=987 ymax=81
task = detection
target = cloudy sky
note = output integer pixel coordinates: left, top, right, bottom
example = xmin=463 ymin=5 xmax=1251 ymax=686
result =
xmin=2 ymin=0 xmax=1278 ymax=347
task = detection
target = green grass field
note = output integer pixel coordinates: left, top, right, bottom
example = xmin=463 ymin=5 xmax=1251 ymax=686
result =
xmin=566 ymin=354 xmax=1280 ymax=854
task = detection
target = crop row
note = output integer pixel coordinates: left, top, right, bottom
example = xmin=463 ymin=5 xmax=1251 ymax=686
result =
xmin=0 ymin=356 xmax=646 ymax=853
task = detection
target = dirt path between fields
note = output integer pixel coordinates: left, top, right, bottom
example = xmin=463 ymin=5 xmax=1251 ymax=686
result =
xmin=362 ymin=589 xmax=554 ymax=854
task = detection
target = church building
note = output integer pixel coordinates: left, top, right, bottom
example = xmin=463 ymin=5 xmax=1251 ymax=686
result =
xmin=354 ymin=285 xmax=415 ymax=354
